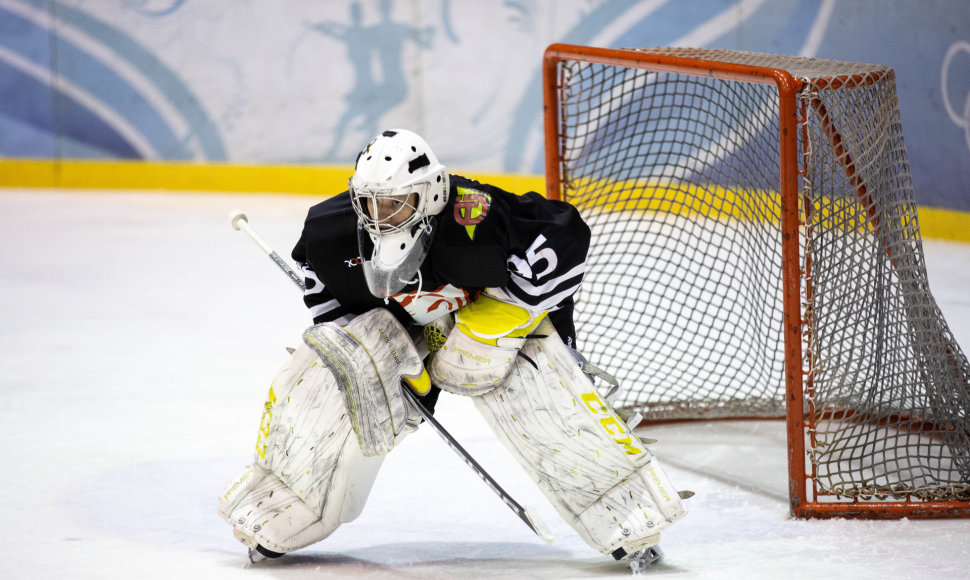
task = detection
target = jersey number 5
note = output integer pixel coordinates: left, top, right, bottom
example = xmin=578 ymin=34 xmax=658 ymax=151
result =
xmin=509 ymin=234 xmax=558 ymax=281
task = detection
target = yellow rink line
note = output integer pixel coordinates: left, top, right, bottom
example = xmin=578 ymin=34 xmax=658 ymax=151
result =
xmin=1 ymin=159 xmax=968 ymax=243
xmin=567 ymin=182 xmax=970 ymax=244
xmin=0 ymin=159 xmax=548 ymax=198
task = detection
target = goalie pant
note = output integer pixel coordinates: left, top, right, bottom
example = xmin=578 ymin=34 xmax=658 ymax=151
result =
xmin=474 ymin=317 xmax=687 ymax=556
xmin=218 ymin=308 xmax=686 ymax=556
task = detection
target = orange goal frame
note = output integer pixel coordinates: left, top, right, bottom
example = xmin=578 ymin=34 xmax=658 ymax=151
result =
xmin=541 ymin=43 xmax=970 ymax=519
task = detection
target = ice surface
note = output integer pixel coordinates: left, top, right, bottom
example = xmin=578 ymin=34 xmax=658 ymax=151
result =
xmin=1 ymin=190 xmax=969 ymax=579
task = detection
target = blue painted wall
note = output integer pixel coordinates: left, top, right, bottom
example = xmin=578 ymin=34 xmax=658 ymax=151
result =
xmin=1 ymin=0 xmax=968 ymax=209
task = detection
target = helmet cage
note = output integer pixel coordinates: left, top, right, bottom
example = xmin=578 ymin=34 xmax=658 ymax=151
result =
xmin=349 ymin=177 xmax=435 ymax=236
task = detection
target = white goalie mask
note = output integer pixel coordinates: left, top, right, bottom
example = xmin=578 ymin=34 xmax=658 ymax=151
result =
xmin=350 ymin=129 xmax=450 ymax=298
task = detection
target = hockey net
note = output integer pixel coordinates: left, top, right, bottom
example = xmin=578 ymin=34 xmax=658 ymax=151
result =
xmin=543 ymin=44 xmax=970 ymax=517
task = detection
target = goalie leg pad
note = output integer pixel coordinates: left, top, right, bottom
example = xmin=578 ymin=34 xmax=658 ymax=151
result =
xmin=220 ymin=464 xmax=335 ymax=554
xmin=474 ymin=320 xmax=687 ymax=556
xmin=303 ymin=308 xmax=426 ymax=456
xmin=219 ymin=340 xmax=388 ymax=554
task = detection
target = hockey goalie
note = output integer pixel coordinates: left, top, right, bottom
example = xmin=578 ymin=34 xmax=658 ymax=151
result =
xmin=218 ymin=129 xmax=688 ymax=569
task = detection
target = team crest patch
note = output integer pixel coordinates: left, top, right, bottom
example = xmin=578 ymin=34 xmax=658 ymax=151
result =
xmin=454 ymin=187 xmax=491 ymax=240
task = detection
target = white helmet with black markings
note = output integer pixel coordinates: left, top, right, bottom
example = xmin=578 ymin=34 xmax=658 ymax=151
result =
xmin=349 ymin=129 xmax=450 ymax=298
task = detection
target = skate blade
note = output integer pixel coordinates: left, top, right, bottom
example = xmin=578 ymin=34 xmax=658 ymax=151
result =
xmin=248 ymin=547 xmax=266 ymax=564
xmin=626 ymin=545 xmax=664 ymax=574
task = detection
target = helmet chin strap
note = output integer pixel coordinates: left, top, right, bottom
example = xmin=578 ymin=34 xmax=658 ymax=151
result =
xmin=378 ymin=263 xmax=426 ymax=307
xmin=408 ymin=266 xmax=426 ymax=301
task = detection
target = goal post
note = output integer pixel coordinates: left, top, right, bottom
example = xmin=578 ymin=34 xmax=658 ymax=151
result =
xmin=542 ymin=43 xmax=970 ymax=518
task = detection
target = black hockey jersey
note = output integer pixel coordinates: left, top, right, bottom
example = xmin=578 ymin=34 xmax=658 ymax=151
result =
xmin=291 ymin=175 xmax=591 ymax=346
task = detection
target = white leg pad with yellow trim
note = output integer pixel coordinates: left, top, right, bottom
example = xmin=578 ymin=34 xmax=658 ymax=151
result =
xmin=218 ymin=339 xmax=387 ymax=554
xmin=474 ymin=320 xmax=687 ymax=556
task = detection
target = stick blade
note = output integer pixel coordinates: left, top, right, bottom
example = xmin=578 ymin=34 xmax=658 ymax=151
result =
xmin=523 ymin=505 xmax=556 ymax=544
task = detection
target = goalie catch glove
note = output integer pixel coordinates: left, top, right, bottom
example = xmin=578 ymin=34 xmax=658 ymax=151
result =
xmin=429 ymin=293 xmax=545 ymax=395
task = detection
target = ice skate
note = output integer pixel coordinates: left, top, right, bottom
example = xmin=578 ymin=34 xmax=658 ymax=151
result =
xmin=247 ymin=545 xmax=284 ymax=564
xmin=624 ymin=545 xmax=663 ymax=574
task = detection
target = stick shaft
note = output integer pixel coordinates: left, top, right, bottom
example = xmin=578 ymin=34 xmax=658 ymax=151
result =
xmin=229 ymin=210 xmax=552 ymax=543
xmin=400 ymin=387 xmax=551 ymax=540
xmin=235 ymin=218 xmax=306 ymax=291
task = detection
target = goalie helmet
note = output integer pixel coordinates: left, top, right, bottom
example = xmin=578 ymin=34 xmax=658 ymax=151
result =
xmin=350 ymin=129 xmax=450 ymax=298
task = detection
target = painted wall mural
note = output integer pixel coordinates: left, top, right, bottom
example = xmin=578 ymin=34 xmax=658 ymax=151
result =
xmin=0 ymin=0 xmax=968 ymax=209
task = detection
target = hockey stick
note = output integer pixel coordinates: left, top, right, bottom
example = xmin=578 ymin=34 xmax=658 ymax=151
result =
xmin=398 ymin=386 xmax=554 ymax=543
xmin=227 ymin=209 xmax=555 ymax=545
xmin=229 ymin=210 xmax=306 ymax=291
